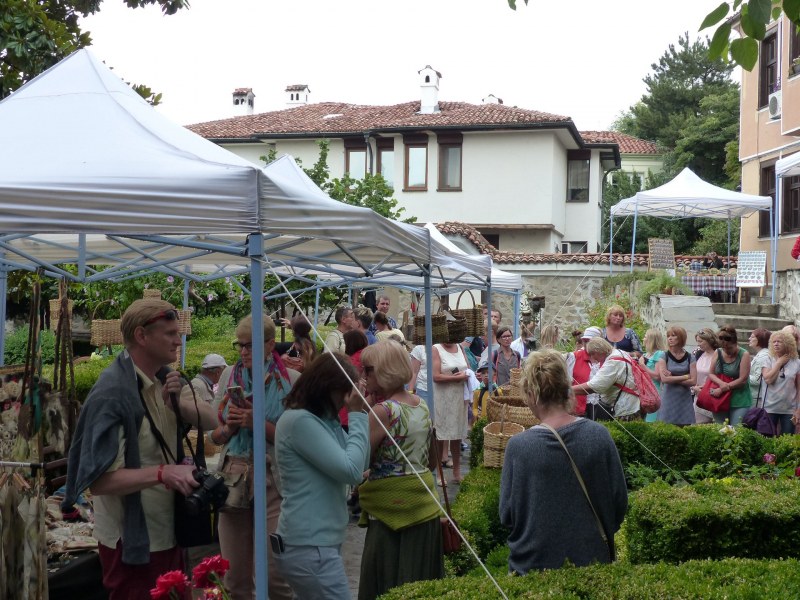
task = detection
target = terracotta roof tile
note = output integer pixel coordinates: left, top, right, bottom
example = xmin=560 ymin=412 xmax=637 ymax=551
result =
xmin=233 ymin=88 xmax=253 ymax=95
xmin=187 ymin=101 xmax=573 ymax=140
xmin=435 ymin=222 xmax=736 ymax=267
xmin=580 ymin=130 xmax=659 ymax=154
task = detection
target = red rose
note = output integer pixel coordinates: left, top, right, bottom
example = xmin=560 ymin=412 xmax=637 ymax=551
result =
xmin=150 ymin=570 xmax=189 ymax=599
xmin=795 ymin=466 xmax=800 ymax=478
xmin=192 ymin=555 xmax=230 ymax=589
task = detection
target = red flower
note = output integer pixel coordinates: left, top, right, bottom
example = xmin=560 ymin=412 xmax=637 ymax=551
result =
xmin=150 ymin=570 xmax=189 ymax=599
xmin=192 ymin=555 xmax=230 ymax=589
xmin=795 ymin=466 xmax=800 ymax=478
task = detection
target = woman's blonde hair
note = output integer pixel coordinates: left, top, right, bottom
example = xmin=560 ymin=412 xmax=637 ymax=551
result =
xmin=694 ymin=327 xmax=719 ymax=350
xmin=520 ymin=349 xmax=573 ymax=412
xmin=769 ymin=330 xmax=799 ymax=359
xmin=361 ymin=340 xmax=413 ymax=394
xmin=605 ymin=304 xmax=626 ymax=326
xmin=539 ymin=325 xmax=559 ymax=349
xmin=643 ymin=329 xmax=667 ymax=354
xmin=235 ymin=313 xmax=276 ymax=342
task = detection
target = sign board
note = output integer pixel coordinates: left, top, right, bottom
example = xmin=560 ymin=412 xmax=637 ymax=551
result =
xmin=735 ymin=251 xmax=767 ymax=288
xmin=647 ymin=238 xmax=676 ymax=270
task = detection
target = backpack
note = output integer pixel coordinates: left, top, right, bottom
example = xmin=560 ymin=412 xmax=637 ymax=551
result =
xmin=609 ymin=355 xmax=661 ymax=415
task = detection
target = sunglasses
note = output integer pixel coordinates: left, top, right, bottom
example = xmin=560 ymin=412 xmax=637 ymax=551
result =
xmin=233 ymin=341 xmax=254 ymax=351
xmin=142 ymin=309 xmax=179 ymax=327
xmin=718 ymin=335 xmax=734 ymax=342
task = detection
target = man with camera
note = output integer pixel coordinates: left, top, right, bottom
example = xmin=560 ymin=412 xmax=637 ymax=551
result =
xmin=62 ymin=299 xmax=218 ymax=600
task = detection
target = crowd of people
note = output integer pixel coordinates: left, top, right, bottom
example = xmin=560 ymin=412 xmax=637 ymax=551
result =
xmin=60 ymin=293 xmax=800 ymax=598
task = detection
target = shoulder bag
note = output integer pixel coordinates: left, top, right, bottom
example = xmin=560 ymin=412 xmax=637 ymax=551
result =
xmin=696 ymin=350 xmax=734 ymax=413
xmin=540 ymin=423 xmax=615 ymax=561
xmin=741 ymin=376 xmax=777 ymax=436
xmin=433 ymin=427 xmax=462 ymax=554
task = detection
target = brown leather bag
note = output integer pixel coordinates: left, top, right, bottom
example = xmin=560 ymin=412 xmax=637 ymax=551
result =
xmin=435 ymin=429 xmax=463 ymax=555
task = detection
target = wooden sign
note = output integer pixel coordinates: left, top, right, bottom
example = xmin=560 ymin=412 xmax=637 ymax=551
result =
xmin=735 ymin=251 xmax=767 ymax=288
xmin=647 ymin=238 xmax=676 ymax=270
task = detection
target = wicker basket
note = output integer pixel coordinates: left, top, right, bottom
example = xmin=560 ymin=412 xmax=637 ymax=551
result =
xmin=177 ymin=309 xmax=192 ymax=336
xmin=487 ymin=394 xmax=539 ymax=428
xmin=91 ymin=319 xmax=123 ymax=347
xmin=449 ymin=307 xmax=483 ymax=337
xmin=183 ymin=429 xmax=218 ymax=459
xmin=412 ymin=314 xmax=448 ymax=345
xmin=483 ymin=420 xmax=524 ymax=468
xmin=143 ymin=289 xmax=162 ymax=298
xmin=49 ymin=299 xmax=74 ymax=331
xmin=509 ymin=368 xmax=523 ymax=388
xmin=445 ymin=316 xmax=467 ymax=343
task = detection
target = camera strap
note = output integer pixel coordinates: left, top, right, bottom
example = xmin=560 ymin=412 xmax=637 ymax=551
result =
xmin=137 ymin=375 xmax=178 ymax=466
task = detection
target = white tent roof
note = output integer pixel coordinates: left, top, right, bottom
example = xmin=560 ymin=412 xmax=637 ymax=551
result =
xmin=776 ymin=153 xmax=800 ymax=178
xmin=0 ymin=49 xmax=492 ymax=284
xmin=610 ymin=168 xmax=770 ymax=219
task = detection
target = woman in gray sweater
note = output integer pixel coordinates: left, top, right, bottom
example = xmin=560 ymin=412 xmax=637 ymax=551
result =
xmin=499 ymin=350 xmax=627 ymax=574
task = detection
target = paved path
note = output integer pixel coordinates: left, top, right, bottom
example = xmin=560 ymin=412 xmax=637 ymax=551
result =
xmin=344 ymin=448 xmax=472 ymax=597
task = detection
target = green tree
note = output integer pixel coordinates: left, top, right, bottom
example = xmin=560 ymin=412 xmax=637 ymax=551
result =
xmin=0 ymin=0 xmax=187 ymax=100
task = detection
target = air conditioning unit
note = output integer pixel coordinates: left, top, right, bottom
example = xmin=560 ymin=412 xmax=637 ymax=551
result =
xmin=768 ymin=90 xmax=782 ymax=119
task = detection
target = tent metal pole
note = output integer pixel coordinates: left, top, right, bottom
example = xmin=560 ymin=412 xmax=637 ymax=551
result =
xmin=513 ymin=288 xmax=521 ymax=338
xmin=313 ymin=287 xmax=321 ymax=344
xmin=0 ymin=260 xmax=6 ymax=366
xmin=423 ymin=266 xmax=434 ymax=414
xmin=630 ymin=203 xmax=639 ymax=273
xmin=609 ymin=216 xmax=614 ymax=273
xmin=249 ymin=235 xmax=268 ymax=600
xmin=78 ymin=233 xmax=86 ymax=280
xmin=181 ymin=277 xmax=189 ymax=368
xmin=771 ymin=184 xmax=778 ymax=304
xmin=486 ymin=282 xmax=494 ymax=387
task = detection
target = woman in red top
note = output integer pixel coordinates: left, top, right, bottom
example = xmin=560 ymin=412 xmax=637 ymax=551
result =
xmin=791 ymin=235 xmax=800 ymax=260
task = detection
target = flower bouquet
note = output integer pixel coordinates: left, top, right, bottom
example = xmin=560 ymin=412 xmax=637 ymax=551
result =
xmin=151 ymin=555 xmax=231 ymax=600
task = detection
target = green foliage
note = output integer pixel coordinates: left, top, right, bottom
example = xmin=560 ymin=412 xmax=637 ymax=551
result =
xmin=3 ymin=327 xmax=56 ymax=365
xmin=0 ymin=0 xmax=186 ymax=100
xmin=690 ymin=219 xmax=740 ymax=256
xmin=633 ymin=271 xmax=692 ymax=305
xmin=189 ymin=314 xmax=236 ymax=342
xmin=72 ymin=356 xmax=114 ymax=402
xmin=447 ymin=466 xmax=504 ymax=575
xmin=585 ymin=289 xmax=647 ymax=343
xmin=467 ymin=417 xmax=487 ymax=469
xmin=380 ymin=557 xmax=800 ymax=599
xmin=626 ymin=479 xmax=800 ymax=564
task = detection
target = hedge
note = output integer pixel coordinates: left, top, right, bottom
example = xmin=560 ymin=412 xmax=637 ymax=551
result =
xmin=625 ymin=478 xmax=800 ymax=564
xmin=379 ymin=558 xmax=800 ymax=599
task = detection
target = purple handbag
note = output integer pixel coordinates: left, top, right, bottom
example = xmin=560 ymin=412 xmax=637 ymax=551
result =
xmin=741 ymin=377 xmax=776 ymax=437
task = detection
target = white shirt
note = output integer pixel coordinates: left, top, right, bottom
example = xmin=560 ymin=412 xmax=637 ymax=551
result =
xmin=587 ymin=349 xmax=640 ymax=417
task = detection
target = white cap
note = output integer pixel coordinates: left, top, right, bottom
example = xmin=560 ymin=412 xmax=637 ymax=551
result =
xmin=580 ymin=326 xmax=603 ymax=341
xmin=201 ymin=353 xmax=227 ymax=369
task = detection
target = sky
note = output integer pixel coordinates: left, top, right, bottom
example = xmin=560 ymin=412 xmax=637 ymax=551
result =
xmin=81 ymin=0 xmax=726 ymax=131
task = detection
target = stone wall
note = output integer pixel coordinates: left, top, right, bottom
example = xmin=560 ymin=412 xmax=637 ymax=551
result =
xmin=515 ymin=274 xmax=605 ymax=332
xmin=777 ymin=270 xmax=800 ymax=325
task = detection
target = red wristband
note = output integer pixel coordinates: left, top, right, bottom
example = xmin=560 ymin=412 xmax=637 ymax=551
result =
xmin=157 ymin=464 xmax=169 ymax=489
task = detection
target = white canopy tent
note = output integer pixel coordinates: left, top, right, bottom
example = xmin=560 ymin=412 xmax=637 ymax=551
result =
xmin=609 ymin=168 xmax=773 ymax=299
xmin=0 ymin=49 xmax=494 ymax=599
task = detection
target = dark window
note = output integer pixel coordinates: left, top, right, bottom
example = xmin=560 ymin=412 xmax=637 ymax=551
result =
xmin=437 ymin=133 xmax=463 ymax=191
xmin=759 ymin=164 xmax=776 ymax=237
xmin=376 ymin=138 xmax=394 ymax=188
xmin=785 ymin=175 xmax=800 ymax=233
xmin=567 ymin=150 xmax=590 ymax=202
xmin=759 ymin=33 xmax=778 ymax=107
xmin=482 ymin=233 xmax=499 ymax=249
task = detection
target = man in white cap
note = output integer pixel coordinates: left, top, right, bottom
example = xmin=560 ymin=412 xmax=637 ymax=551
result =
xmin=182 ymin=353 xmax=228 ymax=405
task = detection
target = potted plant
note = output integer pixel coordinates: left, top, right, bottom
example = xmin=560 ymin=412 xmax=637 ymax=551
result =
xmin=791 ymin=58 xmax=800 ymax=77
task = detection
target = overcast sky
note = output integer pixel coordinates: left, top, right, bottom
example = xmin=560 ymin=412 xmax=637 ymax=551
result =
xmin=82 ymin=0 xmax=725 ymax=131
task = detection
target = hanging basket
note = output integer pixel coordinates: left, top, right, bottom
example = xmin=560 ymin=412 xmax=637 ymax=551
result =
xmin=143 ymin=289 xmax=162 ymax=299
xmin=177 ymin=309 xmax=192 ymax=336
xmin=91 ymin=319 xmax=123 ymax=347
xmin=413 ymin=314 xmax=448 ymax=345
xmin=483 ymin=420 xmax=524 ymax=468
xmin=49 ymin=299 xmax=74 ymax=332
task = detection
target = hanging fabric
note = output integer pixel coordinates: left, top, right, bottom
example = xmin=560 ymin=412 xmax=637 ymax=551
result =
xmin=48 ymin=279 xmax=76 ymax=455
xmin=17 ymin=473 xmax=48 ymax=599
xmin=15 ymin=272 xmax=44 ymax=461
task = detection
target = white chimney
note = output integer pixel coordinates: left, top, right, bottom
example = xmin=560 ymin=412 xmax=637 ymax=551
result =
xmin=285 ymin=84 xmax=311 ymax=107
xmin=232 ymin=88 xmax=255 ymax=116
xmin=481 ymin=94 xmax=503 ymax=105
xmin=417 ymin=65 xmax=441 ymax=114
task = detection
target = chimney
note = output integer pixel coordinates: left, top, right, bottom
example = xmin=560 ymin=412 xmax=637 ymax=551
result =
xmin=417 ymin=65 xmax=441 ymax=114
xmin=481 ymin=94 xmax=503 ymax=105
xmin=232 ymin=88 xmax=255 ymax=116
xmin=285 ymin=84 xmax=311 ymax=107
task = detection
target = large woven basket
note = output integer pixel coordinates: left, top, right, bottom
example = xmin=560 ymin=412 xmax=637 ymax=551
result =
xmin=487 ymin=394 xmax=539 ymax=428
xmin=49 ymin=299 xmax=73 ymax=332
xmin=142 ymin=289 xmax=162 ymax=298
xmin=412 ymin=314 xmax=448 ymax=345
xmin=449 ymin=307 xmax=483 ymax=337
xmin=445 ymin=316 xmax=467 ymax=343
xmin=91 ymin=319 xmax=123 ymax=347
xmin=509 ymin=368 xmax=523 ymax=388
xmin=483 ymin=421 xmax=524 ymax=468
xmin=177 ymin=309 xmax=192 ymax=336
xmin=183 ymin=429 xmax=218 ymax=459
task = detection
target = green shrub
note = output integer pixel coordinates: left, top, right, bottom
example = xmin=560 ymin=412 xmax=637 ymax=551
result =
xmin=379 ymin=558 xmax=800 ymax=599
xmin=447 ymin=466 xmax=503 ymax=575
xmin=625 ymin=479 xmax=800 ymax=564
xmin=4 ymin=327 xmax=56 ymax=365
xmin=189 ymin=314 xmax=236 ymax=342
xmin=467 ymin=417 xmax=487 ymax=469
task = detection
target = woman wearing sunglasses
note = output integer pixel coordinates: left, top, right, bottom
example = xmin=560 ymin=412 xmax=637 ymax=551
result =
xmin=706 ymin=326 xmax=751 ymax=426
xmin=760 ymin=329 xmax=800 ymax=435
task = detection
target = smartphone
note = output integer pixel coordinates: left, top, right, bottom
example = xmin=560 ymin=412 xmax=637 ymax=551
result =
xmin=228 ymin=385 xmax=245 ymax=408
xmin=269 ymin=533 xmax=285 ymax=555
xmin=451 ymin=367 xmax=460 ymax=374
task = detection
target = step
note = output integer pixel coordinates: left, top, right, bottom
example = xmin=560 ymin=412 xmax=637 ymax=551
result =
xmin=713 ymin=314 xmax=793 ymax=332
xmin=711 ymin=303 xmax=779 ymax=318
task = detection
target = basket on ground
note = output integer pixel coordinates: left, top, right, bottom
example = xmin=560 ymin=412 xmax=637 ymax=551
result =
xmin=487 ymin=393 xmax=539 ymax=428
xmin=483 ymin=421 xmax=525 ymax=468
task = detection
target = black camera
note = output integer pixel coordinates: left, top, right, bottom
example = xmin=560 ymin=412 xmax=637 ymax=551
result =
xmin=185 ymin=469 xmax=228 ymax=516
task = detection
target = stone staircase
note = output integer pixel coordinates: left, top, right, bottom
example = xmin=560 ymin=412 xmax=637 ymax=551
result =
xmin=711 ymin=303 xmax=793 ymax=348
